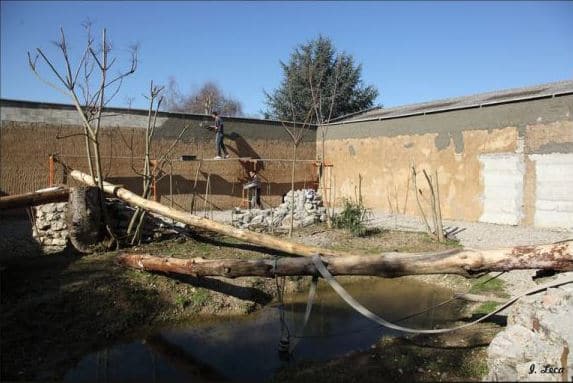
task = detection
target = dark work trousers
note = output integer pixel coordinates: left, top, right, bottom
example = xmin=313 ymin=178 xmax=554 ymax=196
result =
xmin=251 ymin=187 xmax=261 ymax=209
xmin=215 ymin=132 xmax=228 ymax=157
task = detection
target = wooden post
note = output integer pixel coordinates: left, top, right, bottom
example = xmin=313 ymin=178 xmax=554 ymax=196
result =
xmin=203 ymin=172 xmax=211 ymax=218
xmin=48 ymin=155 xmax=55 ymax=187
xmin=150 ymin=160 xmax=158 ymax=202
xmin=190 ymin=162 xmax=201 ymax=214
xmin=434 ymin=169 xmax=445 ymax=242
xmin=169 ymin=161 xmax=173 ymax=208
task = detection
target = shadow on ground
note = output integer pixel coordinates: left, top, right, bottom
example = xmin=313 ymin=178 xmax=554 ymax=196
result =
xmin=0 ymin=216 xmax=173 ymax=381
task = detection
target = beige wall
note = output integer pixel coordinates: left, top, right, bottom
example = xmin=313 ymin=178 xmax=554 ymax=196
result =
xmin=322 ymin=127 xmax=518 ymax=222
xmin=322 ymin=95 xmax=573 ymax=228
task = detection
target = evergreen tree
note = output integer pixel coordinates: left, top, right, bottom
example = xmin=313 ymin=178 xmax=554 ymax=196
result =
xmin=265 ymin=36 xmax=378 ymax=123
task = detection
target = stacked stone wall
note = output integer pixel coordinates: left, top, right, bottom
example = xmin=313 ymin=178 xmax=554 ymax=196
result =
xmin=31 ymin=198 xmax=185 ymax=253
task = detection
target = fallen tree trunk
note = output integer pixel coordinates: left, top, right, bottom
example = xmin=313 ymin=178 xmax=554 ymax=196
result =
xmin=118 ymin=239 xmax=573 ymax=278
xmin=0 ymin=186 xmax=70 ymax=210
xmin=70 ymin=169 xmax=349 ymax=258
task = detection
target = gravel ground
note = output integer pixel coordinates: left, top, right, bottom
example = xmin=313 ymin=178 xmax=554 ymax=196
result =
xmin=364 ymin=211 xmax=573 ymax=295
xmin=365 ymin=212 xmax=572 ymax=249
xmin=210 ymin=209 xmax=571 ymax=249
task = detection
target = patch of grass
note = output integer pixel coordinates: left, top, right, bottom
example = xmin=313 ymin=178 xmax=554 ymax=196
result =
xmin=474 ymin=301 xmax=500 ymax=315
xmin=459 ymin=350 xmax=489 ymax=377
xmin=190 ymin=288 xmax=210 ymax=308
xmin=331 ymin=229 xmax=459 ymax=255
xmin=174 ymin=293 xmax=190 ymax=309
xmin=444 ymin=238 xmax=463 ymax=248
xmin=469 ymin=274 xmax=508 ymax=298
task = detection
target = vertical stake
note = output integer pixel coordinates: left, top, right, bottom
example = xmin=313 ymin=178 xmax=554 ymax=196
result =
xmin=48 ymin=155 xmax=55 ymax=187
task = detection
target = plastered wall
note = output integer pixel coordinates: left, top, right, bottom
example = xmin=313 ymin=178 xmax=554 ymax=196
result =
xmin=3 ymin=93 xmax=572 ymax=229
xmin=322 ymin=94 xmax=573 ymax=229
xmin=0 ymin=101 xmax=317 ymax=210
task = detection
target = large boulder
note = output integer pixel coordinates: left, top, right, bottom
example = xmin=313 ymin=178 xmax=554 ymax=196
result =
xmin=485 ymin=279 xmax=573 ymax=381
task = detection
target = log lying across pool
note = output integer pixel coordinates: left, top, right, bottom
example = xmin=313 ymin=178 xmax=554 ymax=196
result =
xmin=117 ymin=239 xmax=573 ymax=278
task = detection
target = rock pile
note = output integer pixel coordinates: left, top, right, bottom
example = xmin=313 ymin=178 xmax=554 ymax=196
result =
xmin=485 ymin=279 xmax=573 ymax=381
xmin=232 ymin=189 xmax=327 ymax=231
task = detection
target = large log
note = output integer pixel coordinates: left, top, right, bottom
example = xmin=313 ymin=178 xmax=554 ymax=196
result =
xmin=70 ymin=169 xmax=350 ymax=258
xmin=0 ymin=186 xmax=70 ymax=210
xmin=118 ymin=240 xmax=573 ymax=278
xmin=66 ymin=187 xmax=103 ymax=253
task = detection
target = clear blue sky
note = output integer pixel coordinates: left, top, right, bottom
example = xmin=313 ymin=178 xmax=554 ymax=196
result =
xmin=2 ymin=1 xmax=572 ymax=117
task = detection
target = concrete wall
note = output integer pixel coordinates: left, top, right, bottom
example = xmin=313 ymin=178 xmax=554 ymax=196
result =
xmin=322 ymin=94 xmax=573 ymax=229
xmin=1 ymin=100 xmax=317 ymax=210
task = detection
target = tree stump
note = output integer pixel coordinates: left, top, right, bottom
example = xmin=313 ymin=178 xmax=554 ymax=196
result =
xmin=66 ymin=186 xmax=103 ymax=253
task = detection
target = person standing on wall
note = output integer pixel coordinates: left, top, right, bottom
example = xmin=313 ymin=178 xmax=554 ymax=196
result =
xmin=209 ymin=111 xmax=230 ymax=159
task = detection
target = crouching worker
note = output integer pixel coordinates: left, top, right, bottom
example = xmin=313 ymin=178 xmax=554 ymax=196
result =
xmin=243 ymin=170 xmax=261 ymax=209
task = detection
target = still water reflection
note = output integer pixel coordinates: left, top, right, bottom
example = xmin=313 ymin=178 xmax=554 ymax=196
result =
xmin=65 ymin=277 xmax=461 ymax=382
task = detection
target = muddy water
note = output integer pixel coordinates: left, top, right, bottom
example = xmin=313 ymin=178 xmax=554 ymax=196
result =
xmin=64 ymin=278 xmax=462 ymax=382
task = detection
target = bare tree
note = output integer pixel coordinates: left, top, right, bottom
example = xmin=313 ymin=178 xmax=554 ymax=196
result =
xmin=306 ymin=57 xmax=343 ymax=222
xmin=28 ymin=25 xmax=137 ymax=245
xmin=308 ymin=54 xmax=343 ymax=160
xmin=165 ymin=79 xmax=243 ymax=116
xmin=411 ymin=163 xmax=445 ymax=242
xmin=122 ymin=81 xmax=190 ymax=244
xmin=281 ymin=84 xmax=314 ymax=237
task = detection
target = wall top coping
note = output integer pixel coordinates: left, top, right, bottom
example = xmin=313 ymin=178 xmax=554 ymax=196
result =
xmin=330 ymin=79 xmax=573 ymax=125
xmin=0 ymin=98 xmax=317 ymax=130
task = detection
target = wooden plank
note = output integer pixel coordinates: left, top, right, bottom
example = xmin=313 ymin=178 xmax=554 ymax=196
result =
xmin=0 ymin=186 xmax=70 ymax=210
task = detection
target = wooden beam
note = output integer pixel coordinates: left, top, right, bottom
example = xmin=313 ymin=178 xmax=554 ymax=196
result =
xmin=0 ymin=186 xmax=70 ymax=210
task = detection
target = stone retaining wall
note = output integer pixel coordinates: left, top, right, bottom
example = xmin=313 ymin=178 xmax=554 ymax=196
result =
xmin=32 ymin=202 xmax=69 ymax=253
xmin=31 ymin=198 xmax=183 ymax=253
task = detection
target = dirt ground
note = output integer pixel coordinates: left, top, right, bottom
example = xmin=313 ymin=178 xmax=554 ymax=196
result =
xmin=0 ymin=214 xmax=505 ymax=382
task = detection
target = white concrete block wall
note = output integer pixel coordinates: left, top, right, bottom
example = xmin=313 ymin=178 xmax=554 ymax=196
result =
xmin=530 ymin=153 xmax=573 ymax=230
xmin=479 ymin=153 xmax=525 ymax=225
